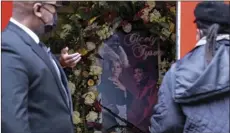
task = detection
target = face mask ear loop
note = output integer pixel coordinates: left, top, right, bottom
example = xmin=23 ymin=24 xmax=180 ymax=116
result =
xmin=53 ymin=13 xmax=58 ymax=26
xmin=39 ymin=3 xmax=56 ymax=24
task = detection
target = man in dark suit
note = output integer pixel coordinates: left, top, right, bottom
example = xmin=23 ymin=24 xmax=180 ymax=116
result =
xmin=2 ymin=1 xmax=81 ymax=133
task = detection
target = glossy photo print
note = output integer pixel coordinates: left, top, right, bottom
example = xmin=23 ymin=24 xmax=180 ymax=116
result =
xmin=97 ymin=31 xmax=161 ymax=133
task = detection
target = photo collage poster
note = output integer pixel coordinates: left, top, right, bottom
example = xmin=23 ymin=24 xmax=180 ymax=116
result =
xmin=97 ymin=30 xmax=160 ymax=132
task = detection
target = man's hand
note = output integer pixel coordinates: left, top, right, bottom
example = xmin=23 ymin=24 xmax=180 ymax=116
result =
xmin=59 ymin=47 xmax=81 ymax=68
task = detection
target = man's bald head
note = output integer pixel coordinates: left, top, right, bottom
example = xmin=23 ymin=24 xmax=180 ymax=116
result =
xmin=12 ymin=1 xmax=60 ymax=35
xmin=13 ymin=2 xmax=37 ymax=21
xmin=12 ymin=1 xmax=60 ymax=20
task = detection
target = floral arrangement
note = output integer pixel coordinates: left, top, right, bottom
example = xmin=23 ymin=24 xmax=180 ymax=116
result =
xmin=44 ymin=1 xmax=176 ymax=133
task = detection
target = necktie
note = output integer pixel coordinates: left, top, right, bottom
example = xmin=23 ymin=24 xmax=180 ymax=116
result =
xmin=39 ymin=42 xmax=70 ymax=108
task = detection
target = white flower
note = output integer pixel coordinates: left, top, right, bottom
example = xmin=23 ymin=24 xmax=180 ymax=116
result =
xmin=90 ymin=66 xmax=102 ymax=75
xmin=89 ymin=86 xmax=97 ymax=92
xmin=82 ymin=92 xmax=96 ymax=105
xmin=68 ymin=81 xmax=76 ymax=95
xmin=99 ymin=1 xmax=108 ymax=6
xmin=122 ymin=23 xmax=132 ymax=33
xmin=86 ymin=111 xmax=98 ymax=122
xmin=94 ymin=131 xmax=102 ymax=133
xmin=153 ymin=9 xmax=161 ymax=18
xmin=97 ymin=25 xmax=112 ymax=40
xmin=60 ymin=32 xmax=69 ymax=39
xmin=102 ymin=35 xmax=107 ymax=40
xmin=96 ymin=31 xmax=103 ymax=38
xmin=74 ymin=69 xmax=81 ymax=76
xmin=88 ymin=54 xmax=96 ymax=61
xmin=68 ymin=49 xmax=75 ymax=54
xmin=60 ymin=24 xmax=72 ymax=39
xmin=110 ymin=31 xmax=114 ymax=36
xmin=106 ymin=32 xmax=111 ymax=38
xmin=62 ymin=24 xmax=72 ymax=33
xmin=77 ymin=127 xmax=82 ymax=132
xmin=63 ymin=24 xmax=72 ymax=30
xmin=72 ymin=111 xmax=81 ymax=124
xmin=150 ymin=9 xmax=161 ymax=22
xmin=103 ymin=26 xmax=109 ymax=32
xmin=161 ymin=28 xmax=171 ymax=37
xmin=146 ymin=1 xmax=156 ymax=10
xmin=140 ymin=9 xmax=150 ymax=23
xmin=86 ymin=42 xmax=96 ymax=51
xmin=84 ymin=23 xmax=99 ymax=31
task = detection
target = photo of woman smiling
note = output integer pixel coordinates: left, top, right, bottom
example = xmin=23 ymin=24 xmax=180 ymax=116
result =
xmin=97 ymin=31 xmax=159 ymax=132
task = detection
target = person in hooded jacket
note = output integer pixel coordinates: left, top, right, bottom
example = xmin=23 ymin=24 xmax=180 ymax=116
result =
xmin=149 ymin=2 xmax=230 ymax=133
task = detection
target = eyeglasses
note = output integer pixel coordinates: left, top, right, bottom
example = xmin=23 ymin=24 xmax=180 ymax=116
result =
xmin=41 ymin=3 xmax=57 ymax=14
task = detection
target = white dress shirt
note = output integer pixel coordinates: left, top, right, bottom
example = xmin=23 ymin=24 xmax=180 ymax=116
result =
xmin=10 ymin=18 xmax=40 ymax=44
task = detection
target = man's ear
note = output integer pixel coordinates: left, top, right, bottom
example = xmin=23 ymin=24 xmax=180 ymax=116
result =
xmin=33 ymin=3 xmax=42 ymax=18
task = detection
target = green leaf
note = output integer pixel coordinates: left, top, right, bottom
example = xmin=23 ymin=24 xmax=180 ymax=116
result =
xmin=77 ymin=7 xmax=92 ymax=20
xmin=111 ymin=17 xmax=122 ymax=30
xmin=159 ymin=22 xmax=169 ymax=29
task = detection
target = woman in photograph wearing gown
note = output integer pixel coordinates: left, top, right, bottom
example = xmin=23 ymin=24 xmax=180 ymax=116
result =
xmin=97 ymin=34 xmax=130 ymax=130
xmin=127 ymin=62 xmax=158 ymax=133
xmin=99 ymin=60 xmax=128 ymax=128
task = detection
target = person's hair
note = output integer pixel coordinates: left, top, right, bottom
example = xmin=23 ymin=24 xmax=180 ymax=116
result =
xmin=108 ymin=59 xmax=123 ymax=70
xmin=133 ymin=62 xmax=147 ymax=73
xmin=195 ymin=20 xmax=230 ymax=63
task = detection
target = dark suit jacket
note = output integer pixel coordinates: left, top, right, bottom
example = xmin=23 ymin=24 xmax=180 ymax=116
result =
xmin=2 ymin=22 xmax=74 ymax=133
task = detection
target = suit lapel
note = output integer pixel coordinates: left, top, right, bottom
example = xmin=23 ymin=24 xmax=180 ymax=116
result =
xmin=51 ymin=54 xmax=73 ymax=111
xmin=7 ymin=22 xmax=70 ymax=110
xmin=51 ymin=54 xmax=70 ymax=94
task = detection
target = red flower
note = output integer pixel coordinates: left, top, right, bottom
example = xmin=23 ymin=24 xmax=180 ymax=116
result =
xmin=143 ymin=20 xmax=148 ymax=24
xmin=144 ymin=3 xmax=150 ymax=8
xmin=136 ymin=10 xmax=144 ymax=17
xmin=93 ymin=100 xmax=102 ymax=112
xmin=103 ymin=11 xmax=117 ymax=23
xmin=166 ymin=3 xmax=171 ymax=9
xmin=87 ymin=122 xmax=102 ymax=130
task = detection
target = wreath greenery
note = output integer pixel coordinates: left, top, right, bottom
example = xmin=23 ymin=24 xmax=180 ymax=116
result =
xmin=43 ymin=1 xmax=176 ymax=133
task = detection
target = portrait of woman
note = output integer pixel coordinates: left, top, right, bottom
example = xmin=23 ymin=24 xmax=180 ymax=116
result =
xmin=127 ymin=62 xmax=158 ymax=133
xmin=98 ymin=33 xmax=158 ymax=132
xmin=97 ymin=34 xmax=130 ymax=130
